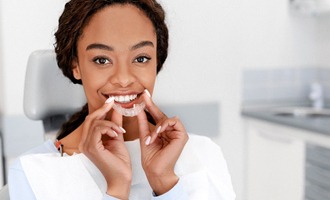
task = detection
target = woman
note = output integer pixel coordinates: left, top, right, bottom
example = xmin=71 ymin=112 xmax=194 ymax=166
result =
xmin=8 ymin=0 xmax=235 ymax=199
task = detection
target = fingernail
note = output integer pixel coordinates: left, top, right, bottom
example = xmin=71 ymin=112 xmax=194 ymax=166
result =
xmin=144 ymin=89 xmax=151 ymax=98
xmin=105 ymin=96 xmax=115 ymax=104
xmin=145 ymin=136 xmax=151 ymax=145
xmin=113 ymin=130 xmax=118 ymax=137
xmin=119 ymin=126 xmax=126 ymax=133
xmin=156 ymin=126 xmax=161 ymax=134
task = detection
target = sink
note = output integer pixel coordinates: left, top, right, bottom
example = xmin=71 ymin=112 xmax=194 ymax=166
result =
xmin=271 ymin=107 xmax=330 ymax=118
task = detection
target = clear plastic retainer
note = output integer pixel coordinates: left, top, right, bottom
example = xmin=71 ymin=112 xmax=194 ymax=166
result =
xmin=112 ymin=102 xmax=146 ymax=117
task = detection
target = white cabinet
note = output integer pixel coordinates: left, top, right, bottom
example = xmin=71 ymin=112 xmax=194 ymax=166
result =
xmin=245 ymin=119 xmax=305 ymax=200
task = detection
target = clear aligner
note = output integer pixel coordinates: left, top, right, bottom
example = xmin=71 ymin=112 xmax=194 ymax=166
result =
xmin=113 ymin=102 xmax=146 ymax=117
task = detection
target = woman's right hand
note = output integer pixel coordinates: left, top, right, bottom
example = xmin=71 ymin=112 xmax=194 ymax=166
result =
xmin=78 ymin=97 xmax=131 ymax=199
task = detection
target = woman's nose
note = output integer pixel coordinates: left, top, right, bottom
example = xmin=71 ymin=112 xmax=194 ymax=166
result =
xmin=109 ymin=63 xmax=136 ymax=87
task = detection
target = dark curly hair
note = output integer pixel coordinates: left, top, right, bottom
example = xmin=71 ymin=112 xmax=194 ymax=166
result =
xmin=55 ymin=0 xmax=168 ymax=139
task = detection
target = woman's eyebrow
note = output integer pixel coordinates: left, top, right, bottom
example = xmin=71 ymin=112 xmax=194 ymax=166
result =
xmin=86 ymin=43 xmax=114 ymax=51
xmin=130 ymin=41 xmax=154 ymax=51
xmin=85 ymin=41 xmax=154 ymax=51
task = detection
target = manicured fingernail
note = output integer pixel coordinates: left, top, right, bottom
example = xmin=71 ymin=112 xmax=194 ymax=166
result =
xmin=144 ymin=89 xmax=151 ymax=98
xmin=145 ymin=136 xmax=151 ymax=145
xmin=156 ymin=126 xmax=161 ymax=134
xmin=105 ymin=96 xmax=115 ymax=104
xmin=119 ymin=126 xmax=126 ymax=133
xmin=113 ymin=130 xmax=118 ymax=137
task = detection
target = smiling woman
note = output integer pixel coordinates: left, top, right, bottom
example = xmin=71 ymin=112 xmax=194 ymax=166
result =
xmin=8 ymin=0 xmax=236 ymax=200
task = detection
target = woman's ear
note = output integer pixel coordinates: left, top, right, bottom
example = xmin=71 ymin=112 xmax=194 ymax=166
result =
xmin=72 ymin=58 xmax=82 ymax=80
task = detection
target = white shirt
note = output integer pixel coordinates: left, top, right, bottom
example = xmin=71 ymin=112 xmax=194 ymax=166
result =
xmin=8 ymin=134 xmax=236 ymax=200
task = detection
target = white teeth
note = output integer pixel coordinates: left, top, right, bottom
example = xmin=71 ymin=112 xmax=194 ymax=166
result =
xmin=111 ymin=94 xmax=138 ymax=103
xmin=119 ymin=96 xmax=125 ymax=102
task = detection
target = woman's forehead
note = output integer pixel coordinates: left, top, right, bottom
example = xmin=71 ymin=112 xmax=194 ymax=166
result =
xmin=78 ymin=4 xmax=156 ymax=49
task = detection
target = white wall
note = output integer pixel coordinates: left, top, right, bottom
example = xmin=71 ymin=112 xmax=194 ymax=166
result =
xmin=0 ymin=2 xmax=4 ymax=116
xmin=0 ymin=1 xmax=4 ymax=188
xmin=315 ymin=17 xmax=330 ymax=66
xmin=0 ymin=0 xmax=67 ymax=116
xmin=1 ymin=0 xmax=330 ymax=199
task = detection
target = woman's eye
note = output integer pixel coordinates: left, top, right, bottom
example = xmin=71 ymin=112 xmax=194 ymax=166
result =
xmin=93 ymin=57 xmax=110 ymax=65
xmin=134 ymin=56 xmax=151 ymax=63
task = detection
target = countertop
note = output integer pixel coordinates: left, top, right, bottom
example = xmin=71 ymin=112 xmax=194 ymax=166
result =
xmin=242 ymin=106 xmax=330 ymax=136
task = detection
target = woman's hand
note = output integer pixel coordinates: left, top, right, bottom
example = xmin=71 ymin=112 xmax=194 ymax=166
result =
xmin=78 ymin=98 xmax=131 ymax=199
xmin=137 ymin=90 xmax=189 ymax=196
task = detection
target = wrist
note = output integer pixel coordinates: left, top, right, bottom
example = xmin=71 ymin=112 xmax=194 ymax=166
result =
xmin=146 ymin=172 xmax=179 ymax=196
xmin=106 ymin=177 xmax=132 ymax=199
xmin=106 ymin=183 xmax=131 ymax=200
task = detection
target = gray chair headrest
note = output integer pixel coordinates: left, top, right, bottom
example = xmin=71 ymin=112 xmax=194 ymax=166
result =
xmin=24 ymin=50 xmax=86 ymax=120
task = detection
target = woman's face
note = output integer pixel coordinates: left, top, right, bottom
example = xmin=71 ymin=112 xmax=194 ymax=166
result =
xmin=73 ymin=4 xmax=157 ymax=115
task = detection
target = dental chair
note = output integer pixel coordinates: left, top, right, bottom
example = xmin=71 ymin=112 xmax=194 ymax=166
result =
xmin=0 ymin=49 xmax=219 ymax=199
xmin=23 ymin=50 xmax=86 ymax=138
xmin=0 ymin=50 xmax=86 ymax=200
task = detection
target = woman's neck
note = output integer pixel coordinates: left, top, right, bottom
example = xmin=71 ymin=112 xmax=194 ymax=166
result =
xmin=59 ymin=125 xmax=82 ymax=155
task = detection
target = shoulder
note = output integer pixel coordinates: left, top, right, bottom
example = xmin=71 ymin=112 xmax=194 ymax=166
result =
xmin=186 ymin=134 xmax=222 ymax=154
xmin=178 ymin=134 xmax=226 ymax=169
xmin=181 ymin=134 xmax=230 ymax=176
xmin=9 ymin=140 xmax=57 ymax=170
xmin=24 ymin=140 xmax=58 ymax=154
xmin=187 ymin=134 xmax=216 ymax=144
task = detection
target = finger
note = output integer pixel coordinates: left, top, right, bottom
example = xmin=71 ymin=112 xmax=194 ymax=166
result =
xmin=84 ymin=120 xmax=125 ymax=149
xmin=96 ymin=126 xmax=119 ymax=138
xmin=89 ymin=97 xmax=115 ymax=121
xmin=81 ymin=125 xmax=118 ymax=154
xmin=142 ymin=89 xmax=167 ymax=123
xmin=111 ymin=109 xmax=125 ymax=141
xmin=154 ymin=117 xmax=188 ymax=162
xmin=94 ymin=120 xmax=126 ymax=137
xmin=80 ymin=97 xmax=115 ymax=145
xmin=161 ymin=116 xmax=186 ymax=133
xmin=137 ymin=109 xmax=151 ymax=145
xmin=150 ymin=116 xmax=187 ymax=144
xmin=111 ymin=109 xmax=123 ymax=127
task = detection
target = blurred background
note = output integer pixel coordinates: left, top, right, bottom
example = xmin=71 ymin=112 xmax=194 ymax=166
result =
xmin=1 ymin=0 xmax=330 ymax=200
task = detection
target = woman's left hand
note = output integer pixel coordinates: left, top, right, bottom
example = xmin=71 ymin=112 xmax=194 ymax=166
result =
xmin=137 ymin=91 xmax=189 ymax=196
